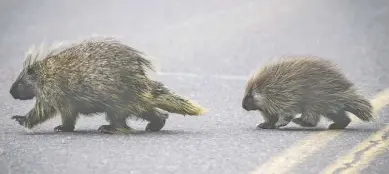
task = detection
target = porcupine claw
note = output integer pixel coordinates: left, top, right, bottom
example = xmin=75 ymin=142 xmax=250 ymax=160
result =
xmin=11 ymin=115 xmax=26 ymax=126
xmin=54 ymin=125 xmax=75 ymax=132
xmin=257 ymin=122 xmax=276 ymax=129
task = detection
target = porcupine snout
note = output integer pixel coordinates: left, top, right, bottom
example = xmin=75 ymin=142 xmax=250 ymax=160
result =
xmin=242 ymin=95 xmax=255 ymax=111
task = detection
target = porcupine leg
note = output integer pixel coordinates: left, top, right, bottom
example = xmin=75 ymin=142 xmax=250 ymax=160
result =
xmin=98 ymin=110 xmax=135 ymax=134
xmin=257 ymin=111 xmax=279 ymax=129
xmin=275 ymin=114 xmax=294 ymax=128
xmin=138 ymin=108 xmax=169 ymax=132
xmin=54 ymin=111 xmax=78 ymax=132
xmin=11 ymin=104 xmax=56 ymax=129
xmin=325 ymin=110 xmax=351 ymax=129
xmin=292 ymin=107 xmax=320 ymax=127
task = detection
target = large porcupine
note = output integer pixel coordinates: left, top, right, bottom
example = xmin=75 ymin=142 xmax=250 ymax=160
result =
xmin=9 ymin=36 xmax=206 ymax=134
xmin=242 ymin=56 xmax=373 ymax=129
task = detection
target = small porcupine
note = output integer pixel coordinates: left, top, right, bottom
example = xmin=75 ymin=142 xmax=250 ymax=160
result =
xmin=242 ymin=56 xmax=373 ymax=129
xmin=9 ymin=36 xmax=206 ymax=134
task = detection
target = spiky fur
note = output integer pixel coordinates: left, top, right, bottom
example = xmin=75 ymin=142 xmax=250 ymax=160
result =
xmin=242 ymin=56 xmax=373 ymax=129
xmin=10 ymin=36 xmax=206 ymax=133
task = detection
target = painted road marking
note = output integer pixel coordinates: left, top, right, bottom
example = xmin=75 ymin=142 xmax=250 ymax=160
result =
xmin=249 ymin=130 xmax=344 ymax=174
xmin=321 ymin=125 xmax=389 ymax=174
xmin=249 ymin=88 xmax=389 ymax=174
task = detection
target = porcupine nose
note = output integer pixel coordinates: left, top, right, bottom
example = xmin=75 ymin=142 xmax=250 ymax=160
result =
xmin=242 ymin=97 xmax=249 ymax=110
xmin=10 ymin=86 xmax=18 ymax=99
xmin=242 ymin=102 xmax=248 ymax=110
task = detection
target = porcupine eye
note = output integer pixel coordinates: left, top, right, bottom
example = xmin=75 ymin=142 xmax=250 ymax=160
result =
xmin=251 ymin=88 xmax=264 ymax=102
xmin=251 ymin=88 xmax=259 ymax=96
xmin=26 ymin=67 xmax=35 ymax=76
xmin=25 ymin=67 xmax=38 ymax=82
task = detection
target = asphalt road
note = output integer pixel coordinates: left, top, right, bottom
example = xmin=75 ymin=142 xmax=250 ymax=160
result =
xmin=1 ymin=0 xmax=389 ymax=174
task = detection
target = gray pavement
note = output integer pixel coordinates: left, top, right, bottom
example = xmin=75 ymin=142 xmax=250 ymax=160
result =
xmin=1 ymin=0 xmax=389 ymax=174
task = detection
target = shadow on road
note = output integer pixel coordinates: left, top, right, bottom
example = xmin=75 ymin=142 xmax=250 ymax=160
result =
xmin=15 ymin=129 xmax=196 ymax=136
xmin=276 ymin=127 xmax=379 ymax=133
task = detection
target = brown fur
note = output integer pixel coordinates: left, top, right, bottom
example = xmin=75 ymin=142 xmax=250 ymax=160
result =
xmin=242 ymin=56 xmax=373 ymax=129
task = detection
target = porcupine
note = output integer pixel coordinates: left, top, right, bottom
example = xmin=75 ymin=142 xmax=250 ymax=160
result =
xmin=242 ymin=56 xmax=373 ymax=129
xmin=9 ymin=36 xmax=206 ymax=134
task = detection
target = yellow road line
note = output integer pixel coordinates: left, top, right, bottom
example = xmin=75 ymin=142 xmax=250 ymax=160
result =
xmin=249 ymin=130 xmax=344 ymax=174
xmin=249 ymin=88 xmax=389 ymax=174
xmin=321 ymin=125 xmax=389 ymax=174
xmin=370 ymin=88 xmax=389 ymax=116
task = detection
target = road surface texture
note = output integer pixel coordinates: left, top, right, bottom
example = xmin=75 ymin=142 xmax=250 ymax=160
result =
xmin=1 ymin=0 xmax=389 ymax=174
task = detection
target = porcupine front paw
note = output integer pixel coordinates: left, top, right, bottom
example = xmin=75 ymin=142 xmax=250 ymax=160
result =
xmin=146 ymin=119 xmax=166 ymax=132
xmin=275 ymin=116 xmax=294 ymax=128
xmin=98 ymin=125 xmax=117 ymax=134
xmin=256 ymin=122 xmax=276 ymax=129
xmin=292 ymin=118 xmax=316 ymax=127
xmin=275 ymin=120 xmax=289 ymax=128
xmin=54 ymin=125 xmax=75 ymax=132
xmin=328 ymin=123 xmax=348 ymax=129
xmin=11 ymin=115 xmax=26 ymax=126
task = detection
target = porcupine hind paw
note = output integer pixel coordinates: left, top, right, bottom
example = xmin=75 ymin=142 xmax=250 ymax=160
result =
xmin=11 ymin=115 xmax=26 ymax=126
xmin=54 ymin=125 xmax=75 ymax=132
xmin=292 ymin=118 xmax=316 ymax=127
xmin=98 ymin=125 xmax=118 ymax=134
xmin=98 ymin=125 xmax=136 ymax=134
xmin=257 ymin=122 xmax=276 ymax=129
xmin=328 ymin=123 xmax=348 ymax=129
xmin=146 ymin=119 xmax=166 ymax=132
